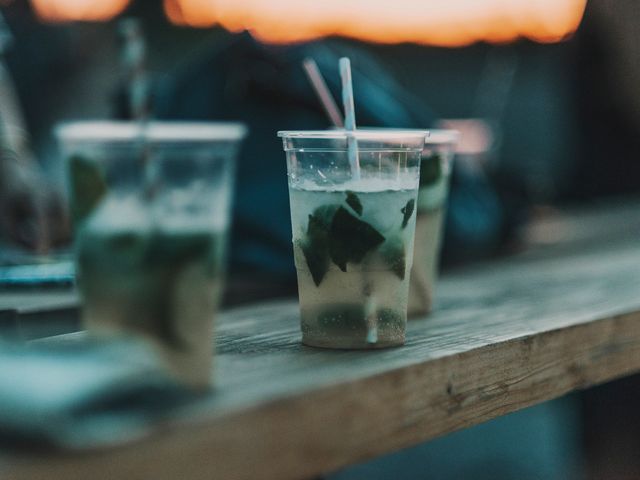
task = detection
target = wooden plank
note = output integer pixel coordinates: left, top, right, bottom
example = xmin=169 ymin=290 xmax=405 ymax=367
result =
xmin=2 ymin=237 xmax=640 ymax=479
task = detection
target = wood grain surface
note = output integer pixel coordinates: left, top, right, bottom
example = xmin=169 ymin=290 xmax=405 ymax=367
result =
xmin=2 ymin=205 xmax=640 ymax=480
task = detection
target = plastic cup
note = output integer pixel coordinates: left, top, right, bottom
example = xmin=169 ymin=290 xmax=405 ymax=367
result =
xmin=56 ymin=121 xmax=247 ymax=388
xmin=279 ymin=129 xmax=427 ymax=349
xmin=407 ymin=129 xmax=459 ymax=317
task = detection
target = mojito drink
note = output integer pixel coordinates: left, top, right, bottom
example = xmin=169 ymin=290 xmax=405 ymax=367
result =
xmin=59 ymin=121 xmax=246 ymax=389
xmin=408 ymin=205 xmax=445 ymax=315
xmin=407 ymin=130 xmax=458 ymax=317
xmin=281 ymin=129 xmax=425 ymax=349
xmin=77 ymin=197 xmax=225 ymax=388
xmin=290 ymin=180 xmax=419 ymax=349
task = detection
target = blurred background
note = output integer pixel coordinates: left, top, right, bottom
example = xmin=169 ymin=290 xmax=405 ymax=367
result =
xmin=2 ymin=0 xmax=639 ymax=273
xmin=0 ymin=0 xmax=639 ymax=478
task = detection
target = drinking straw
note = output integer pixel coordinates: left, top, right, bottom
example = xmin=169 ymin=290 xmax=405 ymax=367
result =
xmin=302 ymin=58 xmax=344 ymax=128
xmin=118 ymin=18 xmax=150 ymax=121
xmin=118 ymin=19 xmax=156 ymax=200
xmin=339 ymin=58 xmax=377 ymax=343
xmin=339 ymin=57 xmax=360 ymax=181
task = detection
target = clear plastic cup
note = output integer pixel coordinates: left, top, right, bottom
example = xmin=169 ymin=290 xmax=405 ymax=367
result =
xmin=408 ymin=129 xmax=459 ymax=317
xmin=279 ymin=129 xmax=427 ymax=349
xmin=56 ymin=121 xmax=247 ymax=388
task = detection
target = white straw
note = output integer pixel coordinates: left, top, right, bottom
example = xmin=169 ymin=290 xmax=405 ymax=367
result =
xmin=339 ymin=57 xmax=376 ymax=343
xmin=302 ymin=58 xmax=344 ymax=128
xmin=339 ymin=57 xmax=360 ymax=181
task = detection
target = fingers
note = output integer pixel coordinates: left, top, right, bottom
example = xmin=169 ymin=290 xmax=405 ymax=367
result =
xmin=0 ymin=189 xmax=44 ymax=251
xmin=0 ymin=152 xmax=71 ymax=252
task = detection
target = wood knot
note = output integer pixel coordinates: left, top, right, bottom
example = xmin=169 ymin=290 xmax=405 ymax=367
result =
xmin=446 ymin=381 xmax=454 ymax=395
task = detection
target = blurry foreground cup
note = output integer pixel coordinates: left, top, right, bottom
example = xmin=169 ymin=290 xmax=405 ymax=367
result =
xmin=279 ymin=129 xmax=427 ymax=349
xmin=56 ymin=121 xmax=247 ymax=389
xmin=407 ymin=129 xmax=459 ymax=317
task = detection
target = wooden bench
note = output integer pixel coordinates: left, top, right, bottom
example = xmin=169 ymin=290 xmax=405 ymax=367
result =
xmin=2 ymin=198 xmax=640 ymax=480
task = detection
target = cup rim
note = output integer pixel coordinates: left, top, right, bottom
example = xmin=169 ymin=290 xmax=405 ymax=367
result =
xmin=344 ymin=127 xmax=459 ymax=145
xmin=146 ymin=122 xmax=248 ymax=143
xmin=425 ymin=129 xmax=460 ymax=145
xmin=277 ymin=128 xmax=429 ymax=141
xmin=55 ymin=121 xmax=248 ymax=144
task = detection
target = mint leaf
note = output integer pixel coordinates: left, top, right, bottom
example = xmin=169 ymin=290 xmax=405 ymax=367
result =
xmin=345 ymin=191 xmax=363 ymax=216
xmin=380 ymin=235 xmax=406 ymax=280
xmin=401 ymin=199 xmax=415 ymax=229
xmin=328 ymin=206 xmax=385 ymax=271
xmin=69 ymin=155 xmax=107 ymax=225
xmin=420 ymin=152 xmax=442 ymax=187
xmin=301 ymin=239 xmax=329 ymax=287
xmin=303 ymin=205 xmax=339 ymax=286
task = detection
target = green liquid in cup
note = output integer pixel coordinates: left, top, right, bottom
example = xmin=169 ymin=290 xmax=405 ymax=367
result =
xmin=77 ymin=198 xmax=225 ymax=388
xmin=408 ymin=150 xmax=453 ymax=317
xmin=290 ymin=184 xmax=418 ymax=349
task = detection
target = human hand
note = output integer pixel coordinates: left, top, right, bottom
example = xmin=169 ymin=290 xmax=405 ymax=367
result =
xmin=0 ymin=148 xmax=70 ymax=253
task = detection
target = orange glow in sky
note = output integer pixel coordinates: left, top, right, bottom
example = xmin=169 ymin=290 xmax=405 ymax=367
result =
xmin=30 ymin=0 xmax=130 ymax=22
xmin=164 ymin=0 xmax=587 ymax=46
xmin=30 ymin=0 xmax=587 ymax=46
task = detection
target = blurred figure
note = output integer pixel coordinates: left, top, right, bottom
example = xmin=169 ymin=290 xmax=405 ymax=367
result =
xmin=0 ymin=147 xmax=68 ymax=252
xmin=154 ymin=34 xmax=439 ymax=300
xmin=0 ymin=10 xmax=69 ymax=254
xmin=153 ymin=33 xmax=529 ymax=301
